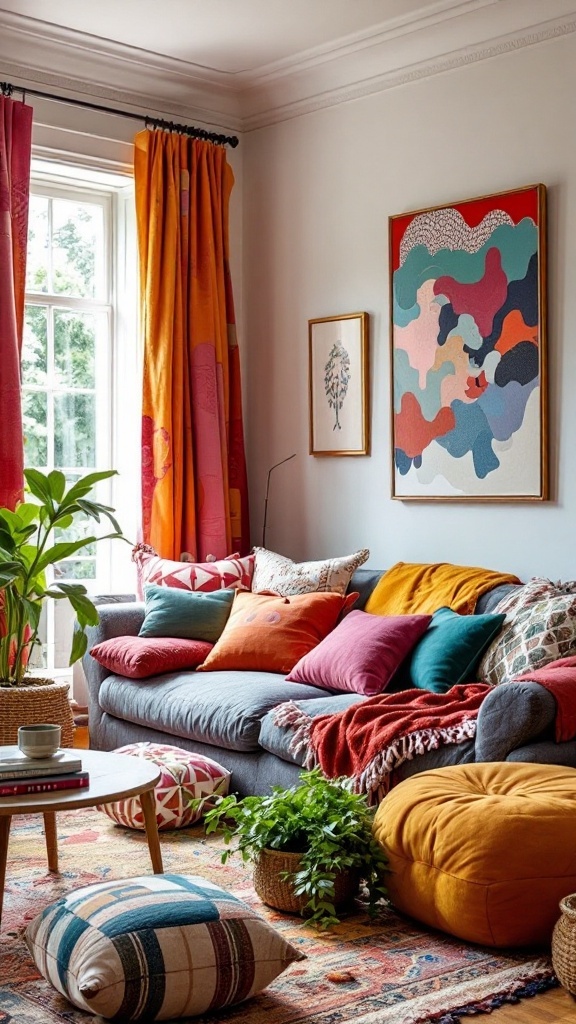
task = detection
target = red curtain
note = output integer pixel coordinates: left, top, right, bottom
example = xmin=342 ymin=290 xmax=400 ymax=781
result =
xmin=134 ymin=131 xmax=250 ymax=560
xmin=0 ymin=96 xmax=33 ymax=510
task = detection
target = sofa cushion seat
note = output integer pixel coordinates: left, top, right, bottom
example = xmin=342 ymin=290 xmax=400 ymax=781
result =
xmin=98 ymin=671 xmax=332 ymax=751
xmin=259 ymin=694 xmax=365 ymax=765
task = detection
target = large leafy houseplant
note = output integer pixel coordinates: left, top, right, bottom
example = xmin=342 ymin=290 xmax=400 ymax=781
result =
xmin=0 ymin=468 xmax=126 ymax=685
xmin=199 ymin=767 xmax=388 ymax=930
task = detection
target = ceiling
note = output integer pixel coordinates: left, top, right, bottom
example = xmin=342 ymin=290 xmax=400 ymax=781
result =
xmin=0 ymin=0 xmax=574 ymax=131
xmin=0 ymin=0 xmax=485 ymax=74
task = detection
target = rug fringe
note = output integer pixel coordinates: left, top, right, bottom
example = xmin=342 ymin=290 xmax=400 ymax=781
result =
xmin=428 ymin=969 xmax=558 ymax=1023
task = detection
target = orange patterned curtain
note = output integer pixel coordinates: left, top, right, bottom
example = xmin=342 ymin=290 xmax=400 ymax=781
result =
xmin=0 ymin=95 xmax=32 ymax=510
xmin=134 ymin=130 xmax=250 ymax=560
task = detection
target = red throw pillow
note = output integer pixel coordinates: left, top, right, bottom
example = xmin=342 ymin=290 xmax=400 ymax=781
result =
xmin=90 ymin=636 xmax=213 ymax=680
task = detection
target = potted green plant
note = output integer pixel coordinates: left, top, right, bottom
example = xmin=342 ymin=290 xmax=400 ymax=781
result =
xmin=0 ymin=468 xmax=127 ymax=742
xmin=199 ymin=767 xmax=388 ymax=930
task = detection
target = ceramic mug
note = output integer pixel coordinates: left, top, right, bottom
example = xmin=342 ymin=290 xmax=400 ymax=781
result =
xmin=18 ymin=723 xmax=61 ymax=759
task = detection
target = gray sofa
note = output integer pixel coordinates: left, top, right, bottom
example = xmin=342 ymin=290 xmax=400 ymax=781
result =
xmin=82 ymin=569 xmax=574 ymax=796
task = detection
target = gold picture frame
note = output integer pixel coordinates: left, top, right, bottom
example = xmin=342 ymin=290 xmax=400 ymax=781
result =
xmin=309 ymin=312 xmax=370 ymax=456
xmin=389 ymin=183 xmax=548 ymax=500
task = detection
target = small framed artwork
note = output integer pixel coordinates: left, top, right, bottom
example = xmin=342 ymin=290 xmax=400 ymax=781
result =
xmin=390 ymin=183 xmax=548 ymax=500
xmin=309 ymin=312 xmax=369 ymax=456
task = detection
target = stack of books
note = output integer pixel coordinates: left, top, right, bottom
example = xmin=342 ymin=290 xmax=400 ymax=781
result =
xmin=0 ymin=747 xmax=89 ymax=796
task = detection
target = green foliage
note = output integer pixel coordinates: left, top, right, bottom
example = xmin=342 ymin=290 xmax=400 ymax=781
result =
xmin=198 ymin=767 xmax=388 ymax=930
xmin=0 ymin=469 xmax=127 ymax=685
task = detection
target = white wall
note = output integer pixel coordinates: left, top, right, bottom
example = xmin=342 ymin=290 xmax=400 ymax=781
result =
xmin=242 ymin=32 xmax=576 ymax=582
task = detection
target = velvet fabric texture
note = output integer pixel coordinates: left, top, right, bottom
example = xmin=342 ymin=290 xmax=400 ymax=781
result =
xmin=407 ymin=606 xmax=506 ymax=693
xmin=287 ymin=610 xmax=432 ymax=695
xmin=0 ymin=96 xmax=33 ymax=509
xmin=197 ymin=590 xmax=357 ymax=675
xmin=365 ymin=562 xmax=520 ymax=616
xmin=139 ymin=584 xmax=234 ymax=642
xmin=134 ymin=132 xmax=250 ymax=561
xmin=375 ymin=762 xmax=576 ymax=947
xmin=90 ymin=635 xmax=213 ymax=679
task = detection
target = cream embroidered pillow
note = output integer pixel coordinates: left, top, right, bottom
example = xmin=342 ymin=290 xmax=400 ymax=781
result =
xmin=251 ymin=546 xmax=369 ymax=597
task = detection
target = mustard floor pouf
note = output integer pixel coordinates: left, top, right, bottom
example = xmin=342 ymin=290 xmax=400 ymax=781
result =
xmin=373 ymin=762 xmax=576 ymax=948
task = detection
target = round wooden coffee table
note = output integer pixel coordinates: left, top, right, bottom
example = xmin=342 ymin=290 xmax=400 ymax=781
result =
xmin=0 ymin=748 xmax=163 ymax=926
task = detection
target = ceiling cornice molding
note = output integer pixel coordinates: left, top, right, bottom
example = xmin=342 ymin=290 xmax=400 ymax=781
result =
xmin=0 ymin=9 xmax=243 ymax=130
xmin=0 ymin=2 xmax=575 ymax=135
xmin=240 ymin=11 xmax=576 ymax=131
xmin=232 ymin=0 xmax=498 ymax=85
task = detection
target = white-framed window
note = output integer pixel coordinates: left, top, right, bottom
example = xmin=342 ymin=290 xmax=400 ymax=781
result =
xmin=22 ymin=163 xmax=140 ymax=685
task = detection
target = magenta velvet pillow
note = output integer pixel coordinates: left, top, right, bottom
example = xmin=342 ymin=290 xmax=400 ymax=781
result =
xmin=286 ymin=610 xmax=432 ymax=695
xmin=90 ymin=636 xmax=213 ymax=680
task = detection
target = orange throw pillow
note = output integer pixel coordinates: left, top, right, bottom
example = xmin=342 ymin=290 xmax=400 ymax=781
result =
xmin=197 ymin=590 xmax=356 ymax=675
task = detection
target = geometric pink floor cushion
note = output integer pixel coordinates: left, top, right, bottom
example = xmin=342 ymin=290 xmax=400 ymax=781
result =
xmin=98 ymin=742 xmax=231 ymax=831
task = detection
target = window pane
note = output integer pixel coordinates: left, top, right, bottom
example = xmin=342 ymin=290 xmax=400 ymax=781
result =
xmin=26 ymin=194 xmax=49 ymax=293
xmin=54 ymin=309 xmax=98 ymax=388
xmin=22 ymin=390 xmax=48 ymax=467
xmin=55 ymin=519 xmax=97 ymax=555
xmin=22 ymin=305 xmax=48 ymax=385
xmin=52 ymin=199 xmax=105 ymax=299
xmin=54 ymin=393 xmax=96 ymax=467
xmin=55 ymin=559 xmax=96 ymax=581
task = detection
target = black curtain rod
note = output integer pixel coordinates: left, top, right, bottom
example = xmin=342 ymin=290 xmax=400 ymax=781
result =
xmin=0 ymin=80 xmax=239 ymax=148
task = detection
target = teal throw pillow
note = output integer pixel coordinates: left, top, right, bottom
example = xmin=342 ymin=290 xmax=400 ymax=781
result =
xmin=407 ymin=606 xmax=506 ymax=693
xmin=139 ymin=585 xmax=234 ymax=643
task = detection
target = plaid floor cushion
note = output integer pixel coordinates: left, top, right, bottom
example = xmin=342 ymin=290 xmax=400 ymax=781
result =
xmin=25 ymin=873 xmax=305 ymax=1021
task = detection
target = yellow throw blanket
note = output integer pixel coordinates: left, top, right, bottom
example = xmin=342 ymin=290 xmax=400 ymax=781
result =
xmin=364 ymin=561 xmax=521 ymax=616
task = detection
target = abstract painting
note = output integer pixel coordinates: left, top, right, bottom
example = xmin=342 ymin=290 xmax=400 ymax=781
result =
xmin=390 ymin=185 xmax=547 ymax=499
xmin=309 ymin=312 xmax=369 ymax=456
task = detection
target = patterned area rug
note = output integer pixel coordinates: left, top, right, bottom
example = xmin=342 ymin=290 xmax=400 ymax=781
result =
xmin=1 ymin=808 xmax=557 ymax=1024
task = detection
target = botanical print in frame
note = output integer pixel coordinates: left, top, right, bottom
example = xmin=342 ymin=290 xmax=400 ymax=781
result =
xmin=390 ymin=184 xmax=548 ymax=500
xmin=309 ymin=312 xmax=369 ymax=456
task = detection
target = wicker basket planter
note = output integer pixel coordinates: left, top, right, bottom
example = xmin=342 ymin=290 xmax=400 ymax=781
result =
xmin=552 ymin=893 xmax=576 ymax=994
xmin=253 ymin=847 xmax=359 ymax=915
xmin=0 ymin=678 xmax=74 ymax=748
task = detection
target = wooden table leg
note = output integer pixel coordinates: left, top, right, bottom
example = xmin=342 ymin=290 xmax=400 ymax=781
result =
xmin=140 ymin=789 xmax=163 ymax=874
xmin=43 ymin=812 xmax=59 ymax=872
xmin=0 ymin=815 xmax=12 ymax=928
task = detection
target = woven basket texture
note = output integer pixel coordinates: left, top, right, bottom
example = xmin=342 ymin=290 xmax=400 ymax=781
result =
xmin=552 ymin=893 xmax=576 ymax=994
xmin=253 ymin=847 xmax=359 ymax=914
xmin=0 ymin=678 xmax=74 ymax=747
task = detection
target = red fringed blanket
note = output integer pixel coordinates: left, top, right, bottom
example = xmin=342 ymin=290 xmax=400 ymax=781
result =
xmin=274 ymin=682 xmax=492 ymax=802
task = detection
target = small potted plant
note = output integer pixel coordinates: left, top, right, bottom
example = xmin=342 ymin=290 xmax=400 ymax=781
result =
xmin=199 ymin=767 xmax=388 ymax=930
xmin=0 ymin=468 xmax=127 ymax=743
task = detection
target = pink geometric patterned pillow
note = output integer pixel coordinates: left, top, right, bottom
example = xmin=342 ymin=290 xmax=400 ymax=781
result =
xmin=132 ymin=543 xmax=254 ymax=597
xmin=98 ymin=743 xmax=231 ymax=830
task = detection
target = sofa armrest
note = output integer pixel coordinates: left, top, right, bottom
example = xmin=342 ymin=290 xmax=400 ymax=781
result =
xmin=82 ymin=600 xmax=145 ymax=707
xmin=475 ymin=681 xmax=556 ymax=762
